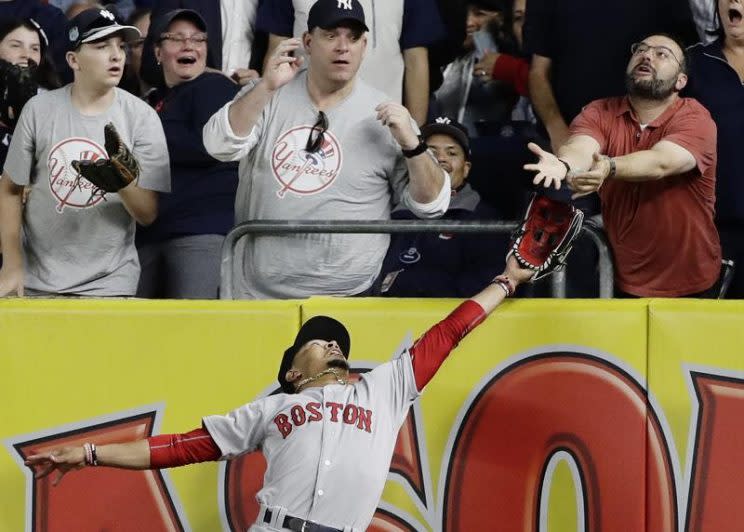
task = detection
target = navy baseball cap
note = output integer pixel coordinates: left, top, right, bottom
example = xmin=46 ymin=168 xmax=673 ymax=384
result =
xmin=151 ymin=9 xmax=208 ymax=41
xmin=278 ymin=316 xmax=351 ymax=394
xmin=67 ymin=7 xmax=141 ymax=51
xmin=421 ymin=116 xmax=472 ymax=160
xmin=307 ymin=0 xmax=369 ymax=32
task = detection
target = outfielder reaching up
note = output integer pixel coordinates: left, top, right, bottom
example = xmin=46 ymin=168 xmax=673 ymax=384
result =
xmin=25 ymin=251 xmax=552 ymax=532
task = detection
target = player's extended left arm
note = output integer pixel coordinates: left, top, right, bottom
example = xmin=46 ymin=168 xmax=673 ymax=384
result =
xmin=410 ymin=257 xmax=532 ymax=390
xmin=118 ymin=184 xmax=158 ymax=226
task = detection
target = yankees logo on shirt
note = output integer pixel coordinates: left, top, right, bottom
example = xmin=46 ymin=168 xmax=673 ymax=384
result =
xmin=47 ymin=137 xmax=108 ymax=212
xmin=271 ymin=125 xmax=343 ymax=198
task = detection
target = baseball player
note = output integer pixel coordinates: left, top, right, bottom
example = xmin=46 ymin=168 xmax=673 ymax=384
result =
xmin=25 ymin=255 xmax=535 ymax=532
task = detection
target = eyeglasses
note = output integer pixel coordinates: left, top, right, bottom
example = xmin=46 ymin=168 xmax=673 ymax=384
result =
xmin=160 ymin=32 xmax=208 ymax=46
xmin=306 ymin=111 xmax=328 ymax=153
xmin=630 ymin=42 xmax=682 ymax=66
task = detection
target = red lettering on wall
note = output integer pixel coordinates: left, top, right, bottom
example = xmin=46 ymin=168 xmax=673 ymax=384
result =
xmin=13 ymin=411 xmax=184 ymax=532
xmin=687 ymin=373 xmax=744 ymax=531
xmin=443 ymin=354 xmax=677 ymax=532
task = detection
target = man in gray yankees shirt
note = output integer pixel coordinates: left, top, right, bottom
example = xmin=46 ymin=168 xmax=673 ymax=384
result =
xmin=0 ymin=8 xmax=170 ymax=297
xmin=203 ymin=0 xmax=451 ymax=299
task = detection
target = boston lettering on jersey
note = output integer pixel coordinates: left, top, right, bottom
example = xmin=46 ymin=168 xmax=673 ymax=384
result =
xmin=273 ymin=401 xmax=373 ymax=439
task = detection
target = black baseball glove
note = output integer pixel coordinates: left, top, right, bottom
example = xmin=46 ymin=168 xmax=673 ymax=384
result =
xmin=0 ymin=58 xmax=39 ymax=128
xmin=72 ymin=123 xmax=140 ymax=194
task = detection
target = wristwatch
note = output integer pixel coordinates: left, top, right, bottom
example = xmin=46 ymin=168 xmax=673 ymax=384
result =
xmin=402 ymin=137 xmax=428 ymax=158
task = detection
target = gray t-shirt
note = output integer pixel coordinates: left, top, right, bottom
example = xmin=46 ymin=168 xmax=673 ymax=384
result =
xmin=4 ymin=86 xmax=170 ymax=296
xmin=204 ymin=72 xmax=449 ymax=299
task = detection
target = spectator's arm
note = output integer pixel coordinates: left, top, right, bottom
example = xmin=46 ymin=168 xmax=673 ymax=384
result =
xmin=528 ymin=54 xmax=569 ymax=151
xmin=263 ymin=34 xmax=288 ymax=74
xmin=0 ymin=173 xmax=24 ymax=296
xmin=255 ymin=0 xmax=295 ymax=72
xmin=118 ymin=184 xmax=158 ymax=226
xmin=609 ymin=141 xmax=697 ymax=182
xmin=402 ymin=47 xmax=429 ymax=125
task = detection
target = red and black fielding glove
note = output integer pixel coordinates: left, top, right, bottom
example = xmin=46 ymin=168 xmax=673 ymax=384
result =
xmin=508 ymin=194 xmax=584 ymax=281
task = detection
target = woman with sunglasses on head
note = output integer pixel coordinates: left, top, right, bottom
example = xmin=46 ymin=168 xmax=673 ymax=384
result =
xmin=135 ymin=9 xmax=239 ymax=299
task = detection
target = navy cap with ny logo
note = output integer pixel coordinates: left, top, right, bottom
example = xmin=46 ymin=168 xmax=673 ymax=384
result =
xmin=307 ymin=0 xmax=369 ymax=32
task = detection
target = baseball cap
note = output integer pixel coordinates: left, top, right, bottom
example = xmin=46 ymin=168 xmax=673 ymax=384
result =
xmin=278 ymin=316 xmax=351 ymax=394
xmin=67 ymin=8 xmax=141 ymax=51
xmin=421 ymin=116 xmax=472 ymax=160
xmin=150 ymin=9 xmax=208 ymax=41
xmin=307 ymin=0 xmax=369 ymax=32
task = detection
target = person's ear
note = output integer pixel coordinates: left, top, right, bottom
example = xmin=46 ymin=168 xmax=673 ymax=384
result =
xmin=462 ymin=160 xmax=472 ymax=180
xmin=675 ymin=72 xmax=688 ymax=92
xmin=66 ymin=51 xmax=78 ymax=71
xmin=285 ymin=368 xmax=303 ymax=387
xmin=303 ymin=31 xmax=312 ymax=54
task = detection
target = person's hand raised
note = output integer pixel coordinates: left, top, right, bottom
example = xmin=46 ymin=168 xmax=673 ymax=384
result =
xmin=264 ymin=38 xmax=304 ymax=91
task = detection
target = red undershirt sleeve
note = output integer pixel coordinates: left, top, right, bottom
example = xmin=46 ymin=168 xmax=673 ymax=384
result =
xmin=410 ymin=299 xmax=488 ymax=391
xmin=148 ymin=427 xmax=221 ymax=468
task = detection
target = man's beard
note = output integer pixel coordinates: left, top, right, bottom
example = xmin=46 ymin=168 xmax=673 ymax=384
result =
xmin=625 ymin=69 xmax=677 ymax=100
xmin=327 ymin=357 xmax=350 ymax=371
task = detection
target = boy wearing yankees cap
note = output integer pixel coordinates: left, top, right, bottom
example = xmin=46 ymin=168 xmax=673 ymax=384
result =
xmin=0 ymin=7 xmax=170 ymax=297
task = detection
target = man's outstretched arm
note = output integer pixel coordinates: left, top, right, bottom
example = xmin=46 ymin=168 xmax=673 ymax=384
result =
xmin=25 ymin=428 xmax=221 ymax=486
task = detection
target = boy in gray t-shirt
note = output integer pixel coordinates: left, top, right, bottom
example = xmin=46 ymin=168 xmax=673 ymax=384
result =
xmin=0 ymin=8 xmax=170 ymax=297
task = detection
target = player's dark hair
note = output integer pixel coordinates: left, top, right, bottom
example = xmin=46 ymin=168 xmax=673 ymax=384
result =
xmin=0 ymin=18 xmax=61 ymax=90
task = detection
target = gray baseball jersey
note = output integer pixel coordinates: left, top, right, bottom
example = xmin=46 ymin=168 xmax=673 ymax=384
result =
xmin=203 ymin=71 xmax=450 ymax=299
xmin=202 ymin=350 xmax=419 ymax=531
xmin=3 ymin=86 xmax=170 ymax=296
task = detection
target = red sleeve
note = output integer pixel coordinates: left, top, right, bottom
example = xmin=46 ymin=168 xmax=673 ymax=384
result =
xmin=148 ymin=427 xmax=221 ymax=469
xmin=410 ymin=299 xmax=488 ymax=391
xmin=491 ymin=54 xmax=529 ymax=97
xmin=658 ymin=99 xmax=717 ymax=176
xmin=568 ymin=100 xmax=610 ymax=153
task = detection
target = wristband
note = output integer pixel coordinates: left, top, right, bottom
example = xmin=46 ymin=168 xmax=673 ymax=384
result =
xmin=605 ymin=156 xmax=616 ymax=178
xmin=491 ymin=274 xmax=515 ymax=297
xmin=401 ymin=137 xmax=428 ymax=158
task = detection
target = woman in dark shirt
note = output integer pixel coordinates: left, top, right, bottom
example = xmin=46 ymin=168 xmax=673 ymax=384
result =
xmin=136 ymin=9 xmax=239 ymax=299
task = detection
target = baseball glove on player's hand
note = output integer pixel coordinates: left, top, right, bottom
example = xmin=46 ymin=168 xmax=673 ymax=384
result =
xmin=508 ymin=194 xmax=584 ymax=281
xmin=72 ymin=123 xmax=140 ymax=194
xmin=0 ymin=58 xmax=39 ymax=127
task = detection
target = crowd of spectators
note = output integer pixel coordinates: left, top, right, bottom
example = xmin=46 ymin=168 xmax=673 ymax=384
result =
xmin=0 ymin=0 xmax=739 ymax=300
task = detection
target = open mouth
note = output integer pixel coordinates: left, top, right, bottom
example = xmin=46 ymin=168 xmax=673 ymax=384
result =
xmin=332 ymin=60 xmax=349 ymax=66
xmin=177 ymin=56 xmax=197 ymax=65
xmin=108 ymin=66 xmax=121 ymax=74
xmin=729 ymin=8 xmax=743 ymax=24
xmin=634 ymin=64 xmax=654 ymax=75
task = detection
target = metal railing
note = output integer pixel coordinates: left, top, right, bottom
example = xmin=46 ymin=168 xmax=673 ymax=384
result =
xmin=220 ymin=220 xmax=614 ymax=300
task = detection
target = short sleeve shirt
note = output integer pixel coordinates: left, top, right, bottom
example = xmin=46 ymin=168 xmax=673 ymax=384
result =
xmin=4 ymin=86 xmax=170 ymax=295
xmin=569 ymin=96 xmax=721 ymax=296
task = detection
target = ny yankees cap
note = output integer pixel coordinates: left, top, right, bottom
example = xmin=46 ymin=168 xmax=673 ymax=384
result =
xmin=67 ymin=8 xmax=141 ymax=51
xmin=307 ymin=0 xmax=369 ymax=33
xmin=278 ymin=316 xmax=351 ymax=394
xmin=150 ymin=9 xmax=208 ymax=41
xmin=421 ymin=117 xmax=472 ymax=160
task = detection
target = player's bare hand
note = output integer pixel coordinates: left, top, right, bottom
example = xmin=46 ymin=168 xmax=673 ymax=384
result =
xmin=523 ymin=142 xmax=566 ymax=190
xmin=0 ymin=265 xmax=24 ymax=297
xmin=25 ymin=446 xmax=86 ymax=486
xmin=473 ymin=52 xmax=499 ymax=79
xmin=264 ymin=38 xmax=304 ymax=91
xmin=568 ymin=152 xmax=609 ymax=199
xmin=374 ymin=102 xmax=419 ymax=151
xmin=504 ymin=255 xmax=535 ymax=285
xmin=230 ymin=68 xmax=260 ymax=86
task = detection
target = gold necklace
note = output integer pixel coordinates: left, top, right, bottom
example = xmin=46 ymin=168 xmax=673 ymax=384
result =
xmin=295 ymin=368 xmax=348 ymax=392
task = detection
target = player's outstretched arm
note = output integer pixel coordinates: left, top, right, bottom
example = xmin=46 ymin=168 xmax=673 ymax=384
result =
xmin=25 ymin=440 xmax=151 ymax=486
xmin=472 ymin=256 xmax=534 ymax=315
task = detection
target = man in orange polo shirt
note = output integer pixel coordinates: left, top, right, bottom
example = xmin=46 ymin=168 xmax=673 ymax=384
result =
xmin=524 ymin=33 xmax=721 ymax=297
